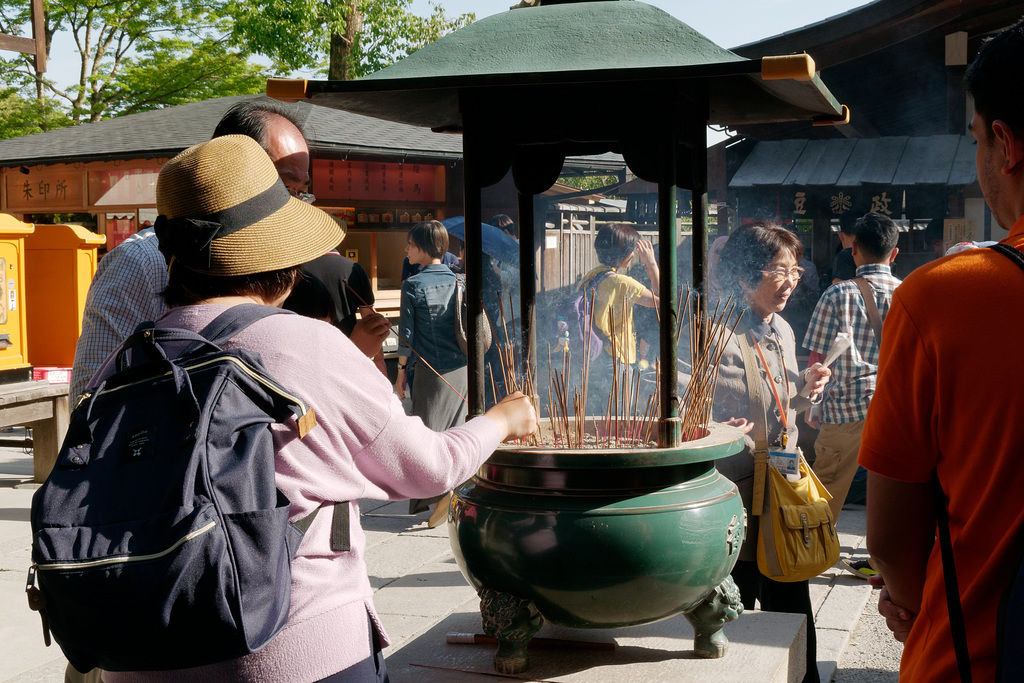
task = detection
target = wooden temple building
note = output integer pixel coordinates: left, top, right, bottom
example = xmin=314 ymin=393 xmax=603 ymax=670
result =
xmin=720 ymin=0 xmax=1024 ymax=279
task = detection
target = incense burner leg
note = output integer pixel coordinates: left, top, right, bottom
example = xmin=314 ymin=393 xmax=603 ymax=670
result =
xmin=684 ymin=575 xmax=744 ymax=659
xmin=479 ymin=587 xmax=544 ymax=674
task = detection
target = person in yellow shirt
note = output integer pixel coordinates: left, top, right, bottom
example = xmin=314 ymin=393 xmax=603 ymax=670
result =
xmin=571 ymin=223 xmax=660 ymax=413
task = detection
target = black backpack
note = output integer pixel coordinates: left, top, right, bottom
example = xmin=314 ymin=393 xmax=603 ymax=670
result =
xmin=27 ymin=304 xmax=342 ymax=673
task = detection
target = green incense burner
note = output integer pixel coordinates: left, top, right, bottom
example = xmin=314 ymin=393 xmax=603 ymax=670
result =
xmin=448 ymin=421 xmax=747 ymax=674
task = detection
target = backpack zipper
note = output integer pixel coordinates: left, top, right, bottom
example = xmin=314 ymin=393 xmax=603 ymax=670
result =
xmin=90 ymin=356 xmax=309 ymax=416
xmin=33 ymin=519 xmax=216 ymax=572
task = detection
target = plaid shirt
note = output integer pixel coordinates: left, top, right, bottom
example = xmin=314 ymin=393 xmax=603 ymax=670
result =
xmin=69 ymin=229 xmax=169 ymax=399
xmin=802 ymin=263 xmax=901 ymax=423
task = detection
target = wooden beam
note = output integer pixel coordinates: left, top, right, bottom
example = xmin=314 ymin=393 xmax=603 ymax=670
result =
xmin=0 ymin=0 xmax=45 ymax=71
xmin=0 ymin=34 xmax=36 ymax=55
xmin=32 ymin=0 xmax=46 ymax=72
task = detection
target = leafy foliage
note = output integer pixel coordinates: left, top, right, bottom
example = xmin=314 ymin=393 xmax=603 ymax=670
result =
xmin=0 ymin=0 xmax=471 ymax=141
xmin=0 ymin=0 xmax=267 ymax=129
xmin=230 ymin=0 xmax=473 ymax=80
xmin=557 ymin=175 xmax=622 ymax=193
xmin=0 ymin=87 xmax=73 ymax=139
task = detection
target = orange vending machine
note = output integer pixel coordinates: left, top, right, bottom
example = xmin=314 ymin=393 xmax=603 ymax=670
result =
xmin=0 ymin=214 xmax=35 ymax=382
xmin=25 ymin=223 xmax=106 ymax=379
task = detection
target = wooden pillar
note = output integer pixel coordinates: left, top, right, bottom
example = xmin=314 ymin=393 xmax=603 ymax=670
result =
xmin=518 ymin=189 xmax=537 ymax=395
xmin=463 ymin=138 xmax=486 ymax=416
xmin=659 ymin=131 xmax=681 ymax=448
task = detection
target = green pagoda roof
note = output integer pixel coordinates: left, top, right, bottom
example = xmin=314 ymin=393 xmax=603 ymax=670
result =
xmin=269 ymin=1 xmax=848 ymax=132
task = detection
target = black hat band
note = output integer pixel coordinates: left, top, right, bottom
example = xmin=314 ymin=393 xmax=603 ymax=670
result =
xmin=154 ymin=181 xmax=291 ymax=271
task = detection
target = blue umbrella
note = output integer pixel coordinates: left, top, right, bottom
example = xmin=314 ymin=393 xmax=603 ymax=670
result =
xmin=440 ymin=217 xmax=519 ymax=265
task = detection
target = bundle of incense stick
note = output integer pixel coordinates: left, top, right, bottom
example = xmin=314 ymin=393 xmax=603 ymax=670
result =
xmin=678 ymin=292 xmax=744 ymax=441
xmin=536 ymin=288 xmax=661 ymax=449
xmin=491 ymin=295 xmax=541 ymax=446
xmin=500 ymin=286 xmax=742 ymax=449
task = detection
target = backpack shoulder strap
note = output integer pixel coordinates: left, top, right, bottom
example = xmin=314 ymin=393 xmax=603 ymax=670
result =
xmin=199 ymin=303 xmax=295 ymax=346
xmin=852 ymin=277 xmax=883 ymax=341
xmin=990 ymin=242 xmax=1024 ymax=273
xmin=935 ymin=477 xmax=973 ymax=682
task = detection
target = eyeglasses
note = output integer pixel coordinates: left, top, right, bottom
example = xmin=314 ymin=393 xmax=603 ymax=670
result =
xmin=760 ymin=266 xmax=805 ymax=282
xmin=289 ymin=189 xmax=316 ymax=204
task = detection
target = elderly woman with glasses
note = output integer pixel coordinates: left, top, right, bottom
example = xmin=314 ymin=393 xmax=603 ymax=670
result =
xmin=711 ymin=221 xmax=830 ymax=683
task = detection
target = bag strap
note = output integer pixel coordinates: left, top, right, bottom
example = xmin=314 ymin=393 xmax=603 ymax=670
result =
xmin=200 ymin=303 xmax=349 ymax=550
xmin=990 ymin=242 xmax=1024 ymax=273
xmin=736 ymin=332 xmax=771 ymax=519
xmin=454 ymin=273 xmax=491 ymax=355
xmin=198 ymin=303 xmax=294 ymax=346
xmin=852 ymin=277 xmax=883 ymax=341
xmin=935 ymin=477 xmax=973 ymax=682
xmin=292 ymin=502 xmax=350 ymax=552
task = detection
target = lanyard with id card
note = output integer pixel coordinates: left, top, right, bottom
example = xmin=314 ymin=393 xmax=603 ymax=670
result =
xmin=752 ymin=333 xmax=801 ymax=480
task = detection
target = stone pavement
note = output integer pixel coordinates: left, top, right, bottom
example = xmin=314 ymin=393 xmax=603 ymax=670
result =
xmin=0 ymin=441 xmax=886 ymax=682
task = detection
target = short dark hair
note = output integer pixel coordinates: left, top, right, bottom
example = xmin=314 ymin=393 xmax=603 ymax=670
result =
xmin=924 ymin=217 xmax=945 ymax=246
xmin=490 ymin=214 xmax=517 ymax=239
xmin=717 ymin=221 xmax=803 ymax=297
xmin=964 ymin=17 xmax=1024 ymax=138
xmin=163 ymin=263 xmax=302 ymax=308
xmin=408 ymin=220 xmax=448 ymax=259
xmin=213 ymin=99 xmax=307 ymax=147
xmin=838 ymin=212 xmax=858 ymax=236
xmin=594 ymin=223 xmax=640 ymax=267
xmin=854 ymin=212 xmax=899 ymax=259
xmin=283 ymin=271 xmax=335 ymax=322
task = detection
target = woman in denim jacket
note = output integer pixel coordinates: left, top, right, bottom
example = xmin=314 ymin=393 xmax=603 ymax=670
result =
xmin=395 ymin=220 xmax=468 ymax=523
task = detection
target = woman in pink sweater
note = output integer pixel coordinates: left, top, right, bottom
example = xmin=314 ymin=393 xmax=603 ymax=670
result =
xmin=102 ymin=136 xmax=537 ymax=682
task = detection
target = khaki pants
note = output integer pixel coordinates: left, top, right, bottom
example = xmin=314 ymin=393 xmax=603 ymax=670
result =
xmin=812 ymin=419 xmax=865 ymax=524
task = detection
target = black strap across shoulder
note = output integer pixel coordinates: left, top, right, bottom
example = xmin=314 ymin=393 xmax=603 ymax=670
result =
xmin=935 ymin=478 xmax=973 ymax=682
xmin=990 ymin=242 xmax=1024 ymax=273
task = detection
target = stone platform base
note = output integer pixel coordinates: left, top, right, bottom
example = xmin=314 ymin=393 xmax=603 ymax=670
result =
xmin=385 ymin=600 xmax=807 ymax=682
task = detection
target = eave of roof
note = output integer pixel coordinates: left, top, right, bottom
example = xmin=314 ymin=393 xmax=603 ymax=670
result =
xmin=0 ymin=94 xmax=466 ymax=168
xmin=730 ymin=134 xmax=976 ymax=187
xmin=285 ymin=1 xmax=845 ymax=131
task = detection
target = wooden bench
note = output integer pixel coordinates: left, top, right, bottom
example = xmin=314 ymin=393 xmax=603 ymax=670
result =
xmin=0 ymin=380 xmax=71 ymax=482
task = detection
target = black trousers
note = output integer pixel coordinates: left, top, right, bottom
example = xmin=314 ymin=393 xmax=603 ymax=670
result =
xmin=731 ymin=560 xmax=820 ymax=683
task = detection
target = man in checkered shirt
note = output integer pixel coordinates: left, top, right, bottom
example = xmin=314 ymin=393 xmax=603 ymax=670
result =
xmin=803 ymin=212 xmax=901 ymax=524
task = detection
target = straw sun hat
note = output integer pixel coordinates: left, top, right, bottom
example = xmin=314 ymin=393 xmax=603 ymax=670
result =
xmin=154 ymin=134 xmax=345 ymax=277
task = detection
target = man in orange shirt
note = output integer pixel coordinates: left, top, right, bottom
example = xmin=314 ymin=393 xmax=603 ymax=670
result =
xmin=859 ymin=17 xmax=1024 ymax=681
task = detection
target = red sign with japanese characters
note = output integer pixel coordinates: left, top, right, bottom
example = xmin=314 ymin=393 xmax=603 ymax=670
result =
xmin=312 ymin=160 xmax=445 ymax=203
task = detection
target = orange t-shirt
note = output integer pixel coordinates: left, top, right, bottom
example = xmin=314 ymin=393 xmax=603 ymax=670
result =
xmin=860 ymin=214 xmax=1024 ymax=682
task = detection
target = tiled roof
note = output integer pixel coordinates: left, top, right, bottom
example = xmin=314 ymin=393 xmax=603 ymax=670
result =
xmin=0 ymin=94 xmax=464 ymax=167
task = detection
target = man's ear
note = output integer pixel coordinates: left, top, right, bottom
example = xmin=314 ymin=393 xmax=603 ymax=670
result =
xmin=888 ymin=246 xmax=899 ymax=264
xmin=992 ymin=120 xmax=1024 ymax=175
xmin=851 ymin=239 xmax=860 ymax=258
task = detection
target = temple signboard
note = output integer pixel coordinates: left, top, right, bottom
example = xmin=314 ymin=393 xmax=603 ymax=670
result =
xmin=312 ymin=160 xmax=445 ymax=203
xmin=5 ymin=167 xmax=82 ymax=211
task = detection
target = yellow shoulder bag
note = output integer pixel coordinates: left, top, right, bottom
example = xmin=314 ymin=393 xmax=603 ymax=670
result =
xmin=738 ymin=332 xmax=840 ymax=583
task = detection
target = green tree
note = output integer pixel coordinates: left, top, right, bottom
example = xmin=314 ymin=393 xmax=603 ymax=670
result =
xmin=0 ymin=0 xmax=268 ymax=129
xmin=229 ymin=0 xmax=474 ymax=81
xmin=0 ymin=87 xmax=72 ymax=139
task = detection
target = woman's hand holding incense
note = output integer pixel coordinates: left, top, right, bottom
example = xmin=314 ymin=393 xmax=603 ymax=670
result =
xmin=485 ymin=391 xmax=538 ymax=441
xmin=351 ymin=310 xmax=391 ymax=358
